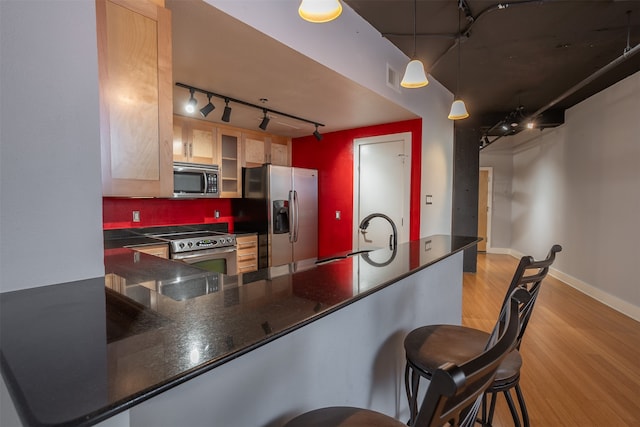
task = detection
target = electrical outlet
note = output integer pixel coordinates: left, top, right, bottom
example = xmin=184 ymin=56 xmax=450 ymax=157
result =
xmin=425 ymin=195 xmax=433 ymax=205
xmin=214 ymin=210 xmax=220 ymax=219
xmin=132 ymin=211 xmax=141 ymax=222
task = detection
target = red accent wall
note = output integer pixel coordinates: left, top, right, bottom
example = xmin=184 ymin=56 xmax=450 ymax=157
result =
xmin=103 ymin=198 xmax=233 ymax=230
xmin=292 ymin=119 xmax=422 ymax=258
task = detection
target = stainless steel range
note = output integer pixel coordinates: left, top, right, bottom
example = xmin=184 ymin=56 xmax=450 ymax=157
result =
xmin=148 ymin=230 xmax=237 ymax=275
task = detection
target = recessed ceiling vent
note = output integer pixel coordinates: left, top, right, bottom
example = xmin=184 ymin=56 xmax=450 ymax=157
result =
xmin=386 ymin=63 xmax=401 ymax=93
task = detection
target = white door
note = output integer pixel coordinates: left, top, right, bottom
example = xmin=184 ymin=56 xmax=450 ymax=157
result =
xmin=353 ymin=133 xmax=411 ymax=252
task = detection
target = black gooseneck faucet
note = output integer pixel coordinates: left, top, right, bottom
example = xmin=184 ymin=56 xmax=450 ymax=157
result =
xmin=358 ymin=213 xmax=397 ymax=251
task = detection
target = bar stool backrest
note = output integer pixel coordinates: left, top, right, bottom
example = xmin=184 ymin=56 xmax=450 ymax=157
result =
xmin=414 ymin=288 xmax=530 ymax=427
xmin=486 ymin=244 xmax=562 ymax=351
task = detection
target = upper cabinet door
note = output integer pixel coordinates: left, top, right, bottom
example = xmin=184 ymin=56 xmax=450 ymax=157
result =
xmin=97 ymin=0 xmax=173 ymax=197
xmin=173 ymin=115 xmax=218 ymax=165
xmin=243 ymin=133 xmax=267 ymax=168
xmin=218 ymin=127 xmax=242 ymax=198
xmin=269 ymin=135 xmax=291 ymax=167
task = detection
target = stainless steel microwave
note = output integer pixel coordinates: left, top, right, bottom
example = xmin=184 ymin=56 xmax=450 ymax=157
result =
xmin=173 ymin=162 xmax=220 ymax=198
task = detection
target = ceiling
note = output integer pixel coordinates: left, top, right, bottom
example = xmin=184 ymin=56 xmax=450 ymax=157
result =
xmin=167 ymin=0 xmax=417 ymax=139
xmin=166 ymin=0 xmax=640 ymax=150
xmin=346 ymin=0 xmax=640 ymax=148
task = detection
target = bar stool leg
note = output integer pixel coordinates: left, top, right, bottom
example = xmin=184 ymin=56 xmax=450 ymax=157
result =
xmin=404 ymin=364 xmax=421 ymax=426
xmin=503 ymin=390 xmax=522 ymax=427
xmin=514 ymin=384 xmax=530 ymax=427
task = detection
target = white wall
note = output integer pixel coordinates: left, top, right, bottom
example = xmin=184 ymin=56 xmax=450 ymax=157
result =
xmin=0 ymin=0 xmax=104 ymax=292
xmin=481 ymin=71 xmax=640 ymax=320
xmin=205 ymin=0 xmax=455 ymax=237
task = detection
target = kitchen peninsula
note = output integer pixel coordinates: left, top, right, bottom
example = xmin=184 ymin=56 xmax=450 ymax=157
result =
xmin=0 ymin=235 xmax=478 ymax=427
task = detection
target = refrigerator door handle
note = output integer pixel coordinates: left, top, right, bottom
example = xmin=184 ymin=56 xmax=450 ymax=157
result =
xmin=293 ymin=190 xmax=300 ymax=242
xmin=288 ymin=190 xmax=295 ymax=243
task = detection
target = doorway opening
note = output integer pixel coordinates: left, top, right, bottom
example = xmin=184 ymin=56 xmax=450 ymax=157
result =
xmin=478 ymin=167 xmax=493 ymax=252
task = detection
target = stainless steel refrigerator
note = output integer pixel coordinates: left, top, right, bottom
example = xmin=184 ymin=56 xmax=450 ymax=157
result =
xmin=235 ymin=165 xmax=318 ymax=269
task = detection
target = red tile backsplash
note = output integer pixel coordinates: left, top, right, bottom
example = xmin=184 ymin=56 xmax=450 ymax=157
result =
xmin=103 ymin=197 xmax=233 ymax=230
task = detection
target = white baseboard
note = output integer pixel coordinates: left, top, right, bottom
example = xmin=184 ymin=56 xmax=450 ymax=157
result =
xmin=491 ymin=249 xmax=640 ymax=322
xmin=485 ymin=247 xmax=511 ymax=254
xmin=550 ymin=268 xmax=640 ymax=322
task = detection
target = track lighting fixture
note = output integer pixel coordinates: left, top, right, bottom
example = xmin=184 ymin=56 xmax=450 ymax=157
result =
xmin=401 ymin=0 xmax=428 ymax=88
xmin=298 ymin=0 xmax=342 ymax=23
xmin=259 ymin=109 xmax=270 ymax=130
xmin=448 ymin=3 xmax=469 ymax=120
xmin=185 ymin=89 xmax=197 ymax=113
xmin=200 ymin=93 xmax=215 ymax=117
xmin=222 ymin=98 xmax=232 ymax=122
xmin=176 ymin=82 xmax=325 ymax=138
xmin=313 ymin=124 xmax=323 ymax=141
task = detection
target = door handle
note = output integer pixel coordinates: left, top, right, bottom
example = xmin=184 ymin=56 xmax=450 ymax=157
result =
xmin=293 ymin=190 xmax=300 ymax=243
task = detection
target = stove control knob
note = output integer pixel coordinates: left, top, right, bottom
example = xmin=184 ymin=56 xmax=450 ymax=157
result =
xmin=179 ymin=243 xmax=185 ymax=248
xmin=188 ymin=242 xmax=193 ymax=247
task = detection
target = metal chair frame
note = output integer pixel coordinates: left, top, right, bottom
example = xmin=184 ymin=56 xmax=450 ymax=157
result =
xmin=405 ymin=245 xmax=562 ymax=426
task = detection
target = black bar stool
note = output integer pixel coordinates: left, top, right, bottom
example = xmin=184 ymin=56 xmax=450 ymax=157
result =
xmin=283 ymin=289 xmax=531 ymax=427
xmin=404 ymin=245 xmax=562 ymax=426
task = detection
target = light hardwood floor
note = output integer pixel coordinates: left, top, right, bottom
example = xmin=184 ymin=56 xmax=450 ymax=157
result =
xmin=463 ymin=253 xmax=640 ymax=426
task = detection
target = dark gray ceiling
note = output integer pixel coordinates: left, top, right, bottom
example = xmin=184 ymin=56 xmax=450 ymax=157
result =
xmin=345 ymin=0 xmax=640 ymax=140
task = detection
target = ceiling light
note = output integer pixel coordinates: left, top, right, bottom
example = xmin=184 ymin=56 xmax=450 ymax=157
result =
xmin=221 ymin=98 xmax=232 ymax=122
xmin=501 ymin=123 xmax=509 ymax=131
xmin=185 ymin=89 xmax=197 ymax=113
xmin=401 ymin=0 xmax=428 ymax=88
xmin=448 ymin=3 xmax=469 ymax=120
xmin=200 ymin=93 xmax=215 ymax=117
xmin=526 ymin=121 xmax=535 ymax=129
xmin=313 ymin=124 xmax=323 ymax=141
xmin=448 ymin=100 xmax=469 ymax=120
xmin=298 ymin=0 xmax=342 ymax=23
xmin=259 ymin=109 xmax=270 ymax=130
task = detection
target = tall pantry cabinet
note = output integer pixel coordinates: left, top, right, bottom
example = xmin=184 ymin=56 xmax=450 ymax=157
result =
xmin=96 ymin=0 xmax=173 ymax=197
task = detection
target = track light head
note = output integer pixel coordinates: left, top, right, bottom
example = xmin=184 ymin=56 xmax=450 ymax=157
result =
xmin=200 ymin=94 xmax=215 ymax=117
xmin=185 ymin=89 xmax=197 ymax=113
xmin=313 ymin=124 xmax=323 ymax=141
xmin=259 ymin=109 xmax=270 ymax=130
xmin=222 ymin=98 xmax=232 ymax=122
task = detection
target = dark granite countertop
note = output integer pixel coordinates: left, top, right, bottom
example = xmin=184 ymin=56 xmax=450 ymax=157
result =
xmin=0 ymin=235 xmax=478 ymax=427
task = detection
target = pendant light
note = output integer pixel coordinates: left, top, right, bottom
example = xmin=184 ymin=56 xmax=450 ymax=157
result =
xmin=448 ymin=4 xmax=469 ymax=120
xmin=298 ymin=0 xmax=342 ymax=23
xmin=401 ymin=0 xmax=428 ymax=88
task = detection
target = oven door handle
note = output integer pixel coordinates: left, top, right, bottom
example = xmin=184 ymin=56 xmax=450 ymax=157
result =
xmin=172 ymin=247 xmax=236 ymax=261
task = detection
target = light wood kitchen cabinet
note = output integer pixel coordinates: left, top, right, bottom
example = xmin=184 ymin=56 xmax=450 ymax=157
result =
xmin=236 ymin=234 xmax=258 ymax=273
xmin=269 ymin=135 xmax=291 ymax=166
xmin=242 ymin=132 xmax=291 ymax=167
xmin=173 ymin=115 xmax=218 ymax=165
xmin=96 ymin=0 xmax=173 ymax=197
xmin=131 ymin=244 xmax=169 ymax=259
xmin=243 ymin=133 xmax=267 ymax=168
xmin=218 ymin=127 xmax=242 ymax=198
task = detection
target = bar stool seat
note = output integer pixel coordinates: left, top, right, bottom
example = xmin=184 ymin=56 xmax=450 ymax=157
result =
xmin=405 ymin=325 xmax=523 ymax=386
xmin=284 ymin=406 xmax=405 ymax=427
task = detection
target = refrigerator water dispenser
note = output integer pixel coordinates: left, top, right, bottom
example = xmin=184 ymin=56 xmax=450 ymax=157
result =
xmin=273 ymin=200 xmax=289 ymax=234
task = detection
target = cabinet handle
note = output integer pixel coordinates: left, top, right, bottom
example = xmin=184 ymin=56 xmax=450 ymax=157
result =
xmin=183 ymin=143 xmax=188 ymax=158
xmin=189 ymin=143 xmax=193 ymax=158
